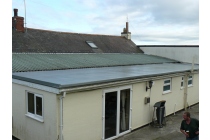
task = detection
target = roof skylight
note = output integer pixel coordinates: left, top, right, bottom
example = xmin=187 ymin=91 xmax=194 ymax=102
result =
xmin=86 ymin=41 xmax=98 ymax=48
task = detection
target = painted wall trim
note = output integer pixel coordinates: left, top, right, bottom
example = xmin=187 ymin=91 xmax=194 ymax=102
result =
xmin=12 ymin=79 xmax=60 ymax=94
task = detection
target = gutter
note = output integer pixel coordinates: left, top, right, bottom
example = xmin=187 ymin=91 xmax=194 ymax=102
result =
xmin=59 ymin=92 xmax=66 ymax=140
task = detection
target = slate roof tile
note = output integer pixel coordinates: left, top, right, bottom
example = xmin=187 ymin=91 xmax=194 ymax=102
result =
xmin=12 ymin=28 xmax=143 ymax=53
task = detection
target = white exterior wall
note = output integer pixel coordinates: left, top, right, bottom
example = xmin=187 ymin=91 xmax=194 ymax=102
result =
xmin=62 ymin=73 xmax=199 ymax=140
xmin=140 ymin=47 xmax=199 ymax=64
xmin=187 ymin=73 xmax=199 ymax=105
xmin=12 ymin=83 xmax=58 ymax=140
xmin=63 ymin=89 xmax=103 ymax=140
xmin=132 ymin=73 xmax=199 ymax=129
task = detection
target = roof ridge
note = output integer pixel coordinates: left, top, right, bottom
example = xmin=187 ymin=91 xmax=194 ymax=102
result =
xmin=26 ymin=28 xmax=124 ymax=38
xmin=137 ymin=45 xmax=199 ymax=47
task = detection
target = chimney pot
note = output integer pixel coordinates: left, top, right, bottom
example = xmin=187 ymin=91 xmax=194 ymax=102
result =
xmin=123 ymin=28 xmax=126 ymax=32
xmin=126 ymin=22 xmax=128 ymax=32
xmin=14 ymin=9 xmax=18 ymax=17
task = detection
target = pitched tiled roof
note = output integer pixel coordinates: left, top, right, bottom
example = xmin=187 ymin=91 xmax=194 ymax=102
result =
xmin=12 ymin=28 xmax=143 ymax=53
xmin=12 ymin=53 xmax=179 ymax=72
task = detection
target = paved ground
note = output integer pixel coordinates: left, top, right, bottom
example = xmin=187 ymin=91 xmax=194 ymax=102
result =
xmin=115 ymin=104 xmax=199 ymax=140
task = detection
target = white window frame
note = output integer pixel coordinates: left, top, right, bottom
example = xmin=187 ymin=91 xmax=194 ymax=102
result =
xmin=188 ymin=75 xmax=193 ymax=87
xmin=86 ymin=41 xmax=98 ymax=48
xmin=163 ymin=78 xmax=172 ymax=94
xmin=102 ymin=85 xmax=132 ymax=140
xmin=181 ymin=76 xmax=184 ymax=89
xmin=26 ymin=91 xmax=44 ymax=122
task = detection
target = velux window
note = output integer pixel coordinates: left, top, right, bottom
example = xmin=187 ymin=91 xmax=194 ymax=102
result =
xmin=163 ymin=78 xmax=171 ymax=93
xmin=27 ymin=92 xmax=43 ymax=121
xmin=86 ymin=41 xmax=98 ymax=48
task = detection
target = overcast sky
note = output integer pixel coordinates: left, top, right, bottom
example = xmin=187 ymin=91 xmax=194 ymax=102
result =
xmin=12 ymin=0 xmax=199 ymax=45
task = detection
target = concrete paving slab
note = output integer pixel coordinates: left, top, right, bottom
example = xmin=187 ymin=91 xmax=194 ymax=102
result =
xmin=115 ymin=103 xmax=199 ymax=140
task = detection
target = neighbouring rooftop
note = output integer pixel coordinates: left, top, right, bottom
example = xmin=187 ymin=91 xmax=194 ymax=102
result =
xmin=12 ymin=63 xmax=199 ymax=89
xmin=12 ymin=28 xmax=142 ymax=53
xmin=137 ymin=45 xmax=199 ymax=47
xmin=12 ymin=53 xmax=179 ymax=72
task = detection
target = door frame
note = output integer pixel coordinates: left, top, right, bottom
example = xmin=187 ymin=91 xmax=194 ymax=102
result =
xmin=102 ymin=85 xmax=133 ymax=140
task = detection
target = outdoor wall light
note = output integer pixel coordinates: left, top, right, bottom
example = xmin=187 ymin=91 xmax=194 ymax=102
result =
xmin=146 ymin=80 xmax=153 ymax=92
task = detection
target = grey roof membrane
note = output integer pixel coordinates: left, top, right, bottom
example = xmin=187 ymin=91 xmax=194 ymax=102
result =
xmin=12 ymin=63 xmax=199 ymax=89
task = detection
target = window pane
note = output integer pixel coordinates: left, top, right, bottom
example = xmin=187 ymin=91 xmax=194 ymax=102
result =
xmin=28 ymin=93 xmax=34 ymax=114
xmin=181 ymin=82 xmax=183 ymax=87
xmin=164 ymin=80 xmax=170 ymax=84
xmin=88 ymin=42 xmax=98 ymax=48
xmin=105 ymin=91 xmax=117 ymax=139
xmin=189 ymin=76 xmax=192 ymax=79
xmin=163 ymin=85 xmax=170 ymax=91
xmin=36 ymin=96 xmax=42 ymax=116
xmin=188 ymin=80 xmax=192 ymax=85
xmin=182 ymin=77 xmax=184 ymax=80
xmin=120 ymin=89 xmax=130 ymax=133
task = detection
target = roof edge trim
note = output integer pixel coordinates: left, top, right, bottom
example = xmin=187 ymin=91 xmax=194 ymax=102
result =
xmin=12 ymin=79 xmax=60 ymax=94
xmin=12 ymin=75 xmax=60 ymax=89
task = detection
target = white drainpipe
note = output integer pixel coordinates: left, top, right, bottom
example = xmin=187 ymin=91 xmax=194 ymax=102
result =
xmin=60 ymin=92 xmax=66 ymax=140
xmin=148 ymin=82 xmax=152 ymax=125
xmin=184 ymin=58 xmax=195 ymax=110
xmin=184 ymin=74 xmax=188 ymax=111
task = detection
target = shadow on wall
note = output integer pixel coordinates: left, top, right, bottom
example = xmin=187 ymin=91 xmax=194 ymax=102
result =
xmin=12 ymin=136 xmax=20 ymax=140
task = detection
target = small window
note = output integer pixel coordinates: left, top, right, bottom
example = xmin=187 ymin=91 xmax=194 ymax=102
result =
xmin=86 ymin=41 xmax=98 ymax=48
xmin=163 ymin=78 xmax=171 ymax=93
xmin=181 ymin=76 xmax=184 ymax=88
xmin=188 ymin=75 xmax=193 ymax=86
xmin=27 ymin=92 xmax=43 ymax=121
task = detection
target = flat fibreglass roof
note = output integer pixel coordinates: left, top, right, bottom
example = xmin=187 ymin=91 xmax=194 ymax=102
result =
xmin=12 ymin=63 xmax=199 ymax=89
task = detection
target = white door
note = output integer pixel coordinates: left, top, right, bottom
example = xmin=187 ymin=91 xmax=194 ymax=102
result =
xmin=102 ymin=85 xmax=132 ymax=140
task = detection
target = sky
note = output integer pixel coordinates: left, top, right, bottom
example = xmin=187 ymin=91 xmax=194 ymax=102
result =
xmin=11 ymin=0 xmax=199 ymax=45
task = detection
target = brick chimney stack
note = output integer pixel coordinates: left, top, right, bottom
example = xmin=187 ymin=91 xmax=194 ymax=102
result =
xmin=121 ymin=22 xmax=131 ymax=40
xmin=12 ymin=8 xmax=24 ymax=32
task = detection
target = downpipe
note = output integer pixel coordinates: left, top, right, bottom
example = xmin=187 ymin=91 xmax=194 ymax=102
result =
xmin=149 ymin=88 xmax=152 ymax=125
xmin=184 ymin=74 xmax=189 ymax=111
xmin=184 ymin=57 xmax=195 ymax=110
xmin=59 ymin=92 xmax=66 ymax=140
xmin=147 ymin=81 xmax=152 ymax=125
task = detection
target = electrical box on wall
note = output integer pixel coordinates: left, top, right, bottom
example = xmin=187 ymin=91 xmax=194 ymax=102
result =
xmin=145 ymin=97 xmax=150 ymax=104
